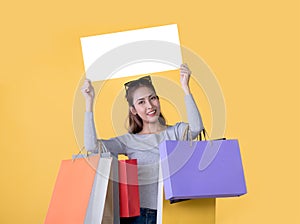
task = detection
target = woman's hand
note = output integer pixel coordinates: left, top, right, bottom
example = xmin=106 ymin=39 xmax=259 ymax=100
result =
xmin=81 ymin=79 xmax=95 ymax=112
xmin=180 ymin=63 xmax=192 ymax=95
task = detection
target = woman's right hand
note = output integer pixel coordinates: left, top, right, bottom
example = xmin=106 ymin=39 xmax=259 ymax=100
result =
xmin=81 ymin=79 xmax=95 ymax=111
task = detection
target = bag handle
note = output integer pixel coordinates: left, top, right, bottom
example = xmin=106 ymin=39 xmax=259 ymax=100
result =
xmin=182 ymin=125 xmax=191 ymax=141
xmin=73 ymin=140 xmax=109 ymax=161
xmin=98 ymin=139 xmax=108 ymax=153
xmin=198 ymin=128 xmax=209 ymax=141
xmin=182 ymin=125 xmax=209 ymax=142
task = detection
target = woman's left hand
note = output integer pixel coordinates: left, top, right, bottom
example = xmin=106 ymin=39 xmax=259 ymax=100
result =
xmin=180 ymin=63 xmax=192 ymax=95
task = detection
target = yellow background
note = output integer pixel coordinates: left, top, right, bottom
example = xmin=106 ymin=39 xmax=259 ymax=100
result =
xmin=0 ymin=0 xmax=299 ymax=223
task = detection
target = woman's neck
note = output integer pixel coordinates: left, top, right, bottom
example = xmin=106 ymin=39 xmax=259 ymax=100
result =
xmin=138 ymin=122 xmax=166 ymax=135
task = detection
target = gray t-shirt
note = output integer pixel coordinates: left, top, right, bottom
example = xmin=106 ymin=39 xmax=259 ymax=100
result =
xmin=84 ymin=94 xmax=203 ymax=210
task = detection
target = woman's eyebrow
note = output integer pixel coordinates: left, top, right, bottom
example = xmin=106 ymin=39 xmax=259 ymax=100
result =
xmin=136 ymin=97 xmax=145 ymax=101
xmin=136 ymin=94 xmax=155 ymax=101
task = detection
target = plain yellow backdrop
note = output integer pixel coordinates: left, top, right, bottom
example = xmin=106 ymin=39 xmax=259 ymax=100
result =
xmin=0 ymin=0 xmax=299 ymax=223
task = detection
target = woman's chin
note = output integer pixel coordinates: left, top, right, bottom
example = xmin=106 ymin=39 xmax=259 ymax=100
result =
xmin=143 ymin=115 xmax=160 ymax=124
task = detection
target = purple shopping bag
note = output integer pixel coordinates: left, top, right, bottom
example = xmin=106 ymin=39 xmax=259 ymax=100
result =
xmin=159 ymin=139 xmax=247 ymax=200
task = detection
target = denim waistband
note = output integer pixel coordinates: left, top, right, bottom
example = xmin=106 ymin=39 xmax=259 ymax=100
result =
xmin=140 ymin=207 xmax=157 ymax=216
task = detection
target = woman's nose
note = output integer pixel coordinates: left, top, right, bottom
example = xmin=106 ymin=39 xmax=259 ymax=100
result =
xmin=145 ymin=99 xmax=153 ymax=108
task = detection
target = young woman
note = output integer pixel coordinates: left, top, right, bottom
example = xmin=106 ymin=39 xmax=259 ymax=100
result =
xmin=81 ymin=63 xmax=204 ymax=224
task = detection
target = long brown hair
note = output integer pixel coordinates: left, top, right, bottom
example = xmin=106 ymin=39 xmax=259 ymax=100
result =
xmin=124 ymin=76 xmax=166 ymax=134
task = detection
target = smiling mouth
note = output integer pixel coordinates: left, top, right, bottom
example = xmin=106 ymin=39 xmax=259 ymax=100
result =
xmin=147 ymin=110 xmax=156 ymax=116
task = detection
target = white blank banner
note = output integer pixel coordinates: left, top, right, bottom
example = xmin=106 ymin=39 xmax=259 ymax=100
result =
xmin=80 ymin=24 xmax=182 ymax=81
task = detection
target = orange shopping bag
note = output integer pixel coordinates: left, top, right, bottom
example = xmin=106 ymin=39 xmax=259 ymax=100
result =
xmin=45 ymin=145 xmax=119 ymax=224
xmin=45 ymin=155 xmax=100 ymax=224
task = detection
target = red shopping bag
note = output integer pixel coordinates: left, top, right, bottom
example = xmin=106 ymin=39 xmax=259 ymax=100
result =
xmin=118 ymin=159 xmax=140 ymax=217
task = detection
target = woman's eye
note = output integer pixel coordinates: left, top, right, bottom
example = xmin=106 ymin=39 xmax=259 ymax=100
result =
xmin=138 ymin=100 xmax=145 ymax=104
xmin=150 ymin=96 xmax=158 ymax=100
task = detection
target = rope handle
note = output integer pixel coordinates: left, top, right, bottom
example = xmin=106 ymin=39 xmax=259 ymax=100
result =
xmin=72 ymin=146 xmax=86 ymax=161
xmin=182 ymin=125 xmax=210 ymax=142
xmin=98 ymin=139 xmax=108 ymax=154
xmin=198 ymin=128 xmax=209 ymax=141
xmin=182 ymin=125 xmax=226 ymax=149
xmin=182 ymin=125 xmax=191 ymax=141
xmin=72 ymin=140 xmax=108 ymax=161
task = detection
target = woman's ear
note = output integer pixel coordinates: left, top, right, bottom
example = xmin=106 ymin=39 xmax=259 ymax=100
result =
xmin=130 ymin=106 xmax=137 ymax=115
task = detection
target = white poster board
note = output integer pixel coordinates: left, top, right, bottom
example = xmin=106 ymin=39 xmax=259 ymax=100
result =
xmin=80 ymin=24 xmax=182 ymax=81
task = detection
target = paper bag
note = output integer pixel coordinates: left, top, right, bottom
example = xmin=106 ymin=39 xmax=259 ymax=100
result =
xmin=159 ymin=139 xmax=247 ymax=200
xmin=118 ymin=159 xmax=140 ymax=218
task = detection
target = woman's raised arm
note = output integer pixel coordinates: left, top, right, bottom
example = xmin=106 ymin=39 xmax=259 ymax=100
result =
xmin=180 ymin=64 xmax=204 ymax=138
xmin=81 ymin=79 xmax=98 ymax=151
xmin=81 ymin=79 xmax=125 ymax=154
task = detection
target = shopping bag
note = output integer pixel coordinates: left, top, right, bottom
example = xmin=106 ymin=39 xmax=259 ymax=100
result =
xmin=85 ymin=152 xmax=120 ymax=224
xmin=118 ymin=159 xmax=140 ymax=217
xmin=159 ymin=139 xmax=247 ymax=200
xmin=44 ymin=155 xmax=100 ymax=224
xmin=102 ymin=171 xmax=120 ymax=224
xmin=45 ymin=149 xmax=120 ymax=224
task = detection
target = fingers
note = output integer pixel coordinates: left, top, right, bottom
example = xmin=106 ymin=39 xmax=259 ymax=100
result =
xmin=181 ymin=63 xmax=188 ymax=68
xmin=81 ymin=79 xmax=93 ymax=94
xmin=84 ymin=79 xmax=91 ymax=92
xmin=180 ymin=63 xmax=191 ymax=76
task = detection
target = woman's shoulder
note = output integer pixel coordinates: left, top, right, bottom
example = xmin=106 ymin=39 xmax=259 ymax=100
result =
xmin=166 ymin=122 xmax=188 ymax=130
xmin=114 ymin=132 xmax=139 ymax=143
xmin=166 ymin=122 xmax=189 ymax=139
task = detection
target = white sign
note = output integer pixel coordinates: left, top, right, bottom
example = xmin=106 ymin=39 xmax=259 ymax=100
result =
xmin=80 ymin=24 xmax=182 ymax=81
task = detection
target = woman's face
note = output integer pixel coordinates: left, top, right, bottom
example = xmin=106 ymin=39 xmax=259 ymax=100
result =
xmin=130 ymin=86 xmax=161 ymax=124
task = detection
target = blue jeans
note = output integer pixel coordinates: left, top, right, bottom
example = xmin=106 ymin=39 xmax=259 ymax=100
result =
xmin=120 ymin=208 xmax=157 ymax=224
